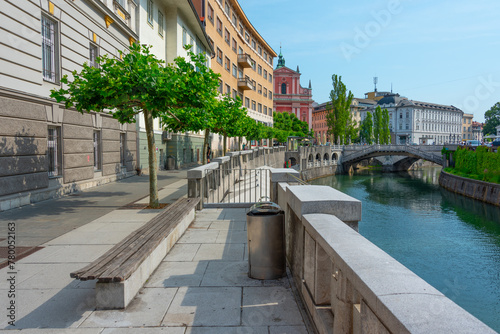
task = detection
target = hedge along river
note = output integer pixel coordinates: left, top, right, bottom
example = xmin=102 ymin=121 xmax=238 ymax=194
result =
xmin=310 ymin=167 xmax=500 ymax=332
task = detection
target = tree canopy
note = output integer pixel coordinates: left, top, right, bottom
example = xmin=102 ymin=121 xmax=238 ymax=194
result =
xmin=272 ymin=111 xmax=312 ymax=143
xmin=51 ymin=43 xmax=220 ymax=207
xmin=360 ymin=111 xmax=374 ymax=144
xmin=326 ymin=75 xmax=355 ymax=144
xmin=483 ymin=102 xmax=500 ymax=136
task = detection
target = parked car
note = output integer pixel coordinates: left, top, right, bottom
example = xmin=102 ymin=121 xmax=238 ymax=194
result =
xmin=492 ymin=140 xmax=500 ymax=147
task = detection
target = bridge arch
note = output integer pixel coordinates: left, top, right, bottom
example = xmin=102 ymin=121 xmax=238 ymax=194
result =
xmin=332 ymin=153 xmax=338 ymax=161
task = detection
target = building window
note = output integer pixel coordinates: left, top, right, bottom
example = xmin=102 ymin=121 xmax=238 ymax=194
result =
xmin=232 ymin=38 xmax=237 ymax=52
xmin=258 ymin=103 xmax=262 ymax=113
xmin=225 ymin=84 xmax=230 ymax=95
xmin=216 ymin=48 xmax=222 ymax=64
xmin=93 ymin=130 xmax=101 ymax=170
xmin=264 ymin=51 xmax=268 ymax=60
xmin=269 ymin=74 xmax=272 ymax=83
xmin=232 ymin=64 xmax=237 ymax=77
xmin=239 ymin=24 xmax=244 ymax=35
xmin=48 ymin=126 xmax=62 ymax=177
xmin=238 ymin=46 xmax=243 ymax=55
xmin=399 ymin=113 xmax=402 ymax=119
xmin=258 ymin=84 xmax=262 ymax=94
xmin=258 ymin=65 xmax=262 ymax=75
xmin=264 ymin=106 xmax=268 ymax=115
xmin=232 ymin=89 xmax=237 ymax=99
xmin=269 ymin=91 xmax=272 ymax=99
xmin=281 ymin=83 xmax=286 ymax=94
xmin=252 ymin=100 xmax=256 ymax=110
xmin=224 ymin=56 xmax=230 ymax=71
xmin=245 ymin=97 xmax=250 ymax=108
xmin=258 ymin=45 xmax=262 ymax=55
xmin=251 ymin=39 xmax=256 ymax=49
xmin=182 ymin=28 xmax=187 ymax=46
xmin=89 ymin=43 xmax=99 ymax=68
xmin=216 ymin=17 xmax=222 ymax=35
xmin=263 ymin=87 xmax=267 ymax=97
xmin=269 ymin=56 xmax=273 ymax=65
xmin=263 ymin=69 xmax=267 ymax=79
xmin=120 ymin=133 xmax=126 ymax=166
xmin=252 ymin=80 xmax=256 ymax=91
xmin=41 ymin=15 xmax=59 ymax=83
xmin=207 ymin=3 xmax=214 ymax=24
xmin=232 ymin=13 xmax=237 ymax=25
xmin=245 ymin=32 xmax=249 ymax=42
xmin=238 ymin=68 xmax=243 ymax=78
xmin=147 ymin=0 xmax=153 ymax=25
xmin=218 ymin=79 xmax=223 ymax=94
xmin=224 ymin=0 xmax=230 ymax=15
xmin=251 ymin=61 xmax=256 ymax=71
xmin=406 ymin=111 xmax=409 ymax=118
xmin=158 ymin=10 xmax=164 ymax=36
xmin=224 ymin=28 xmax=230 ymax=44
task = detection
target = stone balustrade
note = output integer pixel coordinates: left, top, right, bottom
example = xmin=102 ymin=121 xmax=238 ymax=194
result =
xmin=188 ymin=147 xmax=285 ymax=208
xmin=270 ymin=169 xmax=495 ymax=334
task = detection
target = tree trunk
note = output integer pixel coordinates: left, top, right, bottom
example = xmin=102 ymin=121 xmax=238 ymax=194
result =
xmin=203 ymin=129 xmax=210 ymax=165
xmin=144 ymin=110 xmax=159 ymax=208
xmin=238 ymin=137 xmax=242 ymax=151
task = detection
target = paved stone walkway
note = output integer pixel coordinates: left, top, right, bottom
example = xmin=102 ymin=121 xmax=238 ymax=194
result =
xmin=0 ymin=174 xmax=311 ymax=333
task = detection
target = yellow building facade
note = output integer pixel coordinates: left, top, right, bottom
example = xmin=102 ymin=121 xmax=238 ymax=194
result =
xmin=204 ymin=0 xmax=276 ymax=130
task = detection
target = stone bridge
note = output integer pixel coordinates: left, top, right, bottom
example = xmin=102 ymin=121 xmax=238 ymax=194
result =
xmin=342 ymin=144 xmax=444 ymax=171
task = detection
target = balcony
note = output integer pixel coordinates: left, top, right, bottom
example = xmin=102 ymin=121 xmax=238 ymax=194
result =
xmin=237 ymin=53 xmax=253 ymax=68
xmin=238 ymin=76 xmax=253 ymax=90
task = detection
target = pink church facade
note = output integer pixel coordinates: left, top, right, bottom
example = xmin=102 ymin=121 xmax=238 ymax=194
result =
xmin=273 ymin=51 xmax=313 ymax=128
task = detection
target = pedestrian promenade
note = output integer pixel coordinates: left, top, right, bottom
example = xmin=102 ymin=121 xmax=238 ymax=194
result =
xmin=0 ymin=172 xmax=311 ymax=333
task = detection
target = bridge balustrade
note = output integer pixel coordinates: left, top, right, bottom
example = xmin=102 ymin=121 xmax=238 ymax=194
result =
xmin=270 ymin=170 xmax=494 ymax=334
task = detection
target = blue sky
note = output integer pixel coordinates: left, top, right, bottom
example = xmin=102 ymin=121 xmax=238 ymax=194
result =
xmin=238 ymin=0 xmax=500 ymax=122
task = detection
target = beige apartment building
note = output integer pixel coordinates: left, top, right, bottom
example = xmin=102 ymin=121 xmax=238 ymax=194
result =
xmin=462 ymin=113 xmax=473 ymax=141
xmin=200 ymin=0 xmax=276 ymax=149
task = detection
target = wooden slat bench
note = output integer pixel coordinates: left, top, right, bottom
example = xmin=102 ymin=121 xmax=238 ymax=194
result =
xmin=70 ymin=197 xmax=200 ymax=309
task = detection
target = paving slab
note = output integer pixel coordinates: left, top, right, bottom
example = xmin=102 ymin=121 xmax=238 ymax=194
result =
xmin=102 ymin=328 xmax=185 ymax=334
xmin=200 ymin=261 xmax=261 ymax=287
xmin=81 ymin=287 xmax=177 ymax=328
xmin=193 ymin=243 xmax=245 ymax=261
xmin=145 ymin=261 xmax=208 ymax=288
xmin=188 ymin=220 xmax=211 ymax=230
xmin=242 ymin=286 xmax=306 ymax=327
xmin=162 ymin=243 xmax=201 ymax=262
xmin=185 ymin=326 xmax=268 ymax=334
xmin=269 ymin=325 xmax=309 ymax=334
xmin=0 ymin=288 xmax=95 ymax=329
xmin=209 ymin=220 xmax=246 ymax=230
xmin=216 ymin=230 xmax=248 ymax=244
xmin=18 ymin=245 xmax=114 ymax=264
xmin=0 ymin=329 xmax=103 ymax=334
xmin=16 ymin=263 xmax=95 ymax=290
xmin=177 ymin=230 xmax=220 ymax=244
xmin=46 ymin=230 xmax=134 ymax=246
xmin=162 ymin=287 xmax=241 ymax=327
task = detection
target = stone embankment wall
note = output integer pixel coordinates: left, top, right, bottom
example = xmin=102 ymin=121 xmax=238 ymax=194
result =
xmin=439 ymin=171 xmax=500 ymax=206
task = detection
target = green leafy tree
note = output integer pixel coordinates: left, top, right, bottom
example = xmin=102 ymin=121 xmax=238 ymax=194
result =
xmin=51 ymin=44 xmax=219 ymax=208
xmin=483 ymin=102 xmax=500 ymax=136
xmin=382 ymin=108 xmax=391 ymax=144
xmin=273 ymin=111 xmax=311 ymax=139
xmin=360 ymin=112 xmax=374 ymax=144
xmin=210 ymin=96 xmax=248 ymax=155
xmin=326 ymin=75 xmax=354 ymax=144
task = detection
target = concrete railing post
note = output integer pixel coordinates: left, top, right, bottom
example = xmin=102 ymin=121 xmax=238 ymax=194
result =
xmin=269 ymin=168 xmax=300 ymax=204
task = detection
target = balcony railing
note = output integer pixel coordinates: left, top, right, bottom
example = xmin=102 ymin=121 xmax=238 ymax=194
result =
xmin=237 ymin=53 xmax=253 ymax=68
xmin=237 ymin=76 xmax=253 ymax=90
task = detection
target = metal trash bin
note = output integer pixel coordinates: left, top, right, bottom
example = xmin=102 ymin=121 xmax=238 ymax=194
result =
xmin=246 ymin=201 xmax=285 ymax=280
xmin=166 ymin=156 xmax=175 ymax=170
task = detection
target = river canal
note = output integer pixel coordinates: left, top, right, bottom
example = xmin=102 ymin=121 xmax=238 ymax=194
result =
xmin=310 ymin=167 xmax=500 ymax=332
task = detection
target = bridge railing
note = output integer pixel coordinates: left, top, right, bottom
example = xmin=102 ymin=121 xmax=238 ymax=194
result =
xmin=270 ymin=170 xmax=495 ymax=334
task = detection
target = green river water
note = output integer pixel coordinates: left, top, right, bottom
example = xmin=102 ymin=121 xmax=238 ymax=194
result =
xmin=310 ymin=167 xmax=500 ymax=332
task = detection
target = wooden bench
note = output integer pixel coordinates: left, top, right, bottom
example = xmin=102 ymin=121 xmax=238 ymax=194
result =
xmin=70 ymin=197 xmax=200 ymax=309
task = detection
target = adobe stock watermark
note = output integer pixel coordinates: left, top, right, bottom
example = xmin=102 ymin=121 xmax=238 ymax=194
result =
xmin=340 ymin=0 xmax=411 ymax=62
xmin=458 ymin=75 xmax=500 ymax=112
